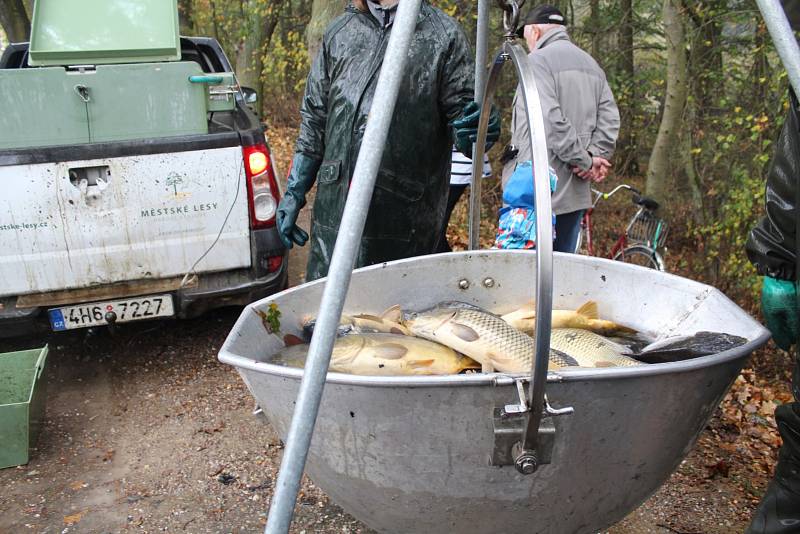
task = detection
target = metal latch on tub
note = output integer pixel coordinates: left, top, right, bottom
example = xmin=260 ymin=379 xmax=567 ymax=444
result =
xmin=490 ymin=378 xmax=573 ymax=468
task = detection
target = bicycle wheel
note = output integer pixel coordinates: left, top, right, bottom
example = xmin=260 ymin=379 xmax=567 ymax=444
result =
xmin=612 ymin=245 xmax=666 ymax=271
xmin=574 ymin=227 xmax=585 ymax=255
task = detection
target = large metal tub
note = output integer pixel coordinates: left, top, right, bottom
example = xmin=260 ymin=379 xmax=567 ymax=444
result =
xmin=219 ymin=250 xmax=769 ymax=534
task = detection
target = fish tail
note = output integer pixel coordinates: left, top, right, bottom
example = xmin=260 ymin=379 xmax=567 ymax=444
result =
xmin=576 ymin=301 xmax=599 ymax=319
xmin=588 ymin=319 xmax=638 ymax=335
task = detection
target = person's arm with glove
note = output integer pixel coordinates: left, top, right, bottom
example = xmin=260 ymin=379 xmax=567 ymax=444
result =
xmin=276 ymin=39 xmax=330 ymax=248
xmin=452 ymin=101 xmax=501 ymax=158
xmin=746 ymin=90 xmax=800 ymax=350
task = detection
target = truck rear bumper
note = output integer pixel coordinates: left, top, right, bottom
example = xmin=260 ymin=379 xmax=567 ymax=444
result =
xmin=0 ymin=259 xmax=288 ymax=338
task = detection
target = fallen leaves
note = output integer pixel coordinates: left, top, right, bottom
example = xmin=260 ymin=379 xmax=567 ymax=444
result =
xmin=63 ymin=511 xmax=83 ymax=525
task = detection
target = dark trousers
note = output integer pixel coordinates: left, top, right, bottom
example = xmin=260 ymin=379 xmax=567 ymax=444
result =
xmin=554 ymin=209 xmax=585 ymax=253
xmin=746 ymin=353 xmax=800 ymax=533
xmin=437 ymin=184 xmax=468 ymax=253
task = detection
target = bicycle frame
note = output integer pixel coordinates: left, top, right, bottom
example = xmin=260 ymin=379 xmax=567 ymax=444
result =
xmin=579 ymin=184 xmax=635 ymax=257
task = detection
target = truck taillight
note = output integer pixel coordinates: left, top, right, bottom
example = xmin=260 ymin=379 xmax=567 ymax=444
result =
xmin=243 ymin=144 xmax=280 ymax=229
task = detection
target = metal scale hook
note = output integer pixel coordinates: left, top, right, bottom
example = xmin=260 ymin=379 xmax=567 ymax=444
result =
xmin=472 ymin=0 xmax=573 ymax=475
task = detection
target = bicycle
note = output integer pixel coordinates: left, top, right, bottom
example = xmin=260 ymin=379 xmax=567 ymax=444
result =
xmin=574 ymin=184 xmax=668 ymax=271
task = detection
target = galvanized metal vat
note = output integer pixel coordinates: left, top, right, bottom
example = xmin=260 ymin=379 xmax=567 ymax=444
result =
xmin=220 ymin=250 xmax=769 ymax=534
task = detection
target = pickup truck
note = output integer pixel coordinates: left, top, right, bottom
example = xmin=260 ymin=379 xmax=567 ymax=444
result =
xmin=0 ymin=28 xmax=288 ymax=336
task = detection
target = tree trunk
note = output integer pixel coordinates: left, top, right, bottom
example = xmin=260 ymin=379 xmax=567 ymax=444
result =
xmin=615 ymin=0 xmax=638 ymax=175
xmin=234 ymin=1 xmax=284 ymax=105
xmin=590 ymin=0 xmax=600 ymax=60
xmin=307 ymin=0 xmax=348 ymax=62
xmin=684 ymin=0 xmax=723 ymax=127
xmin=645 ymin=0 xmax=688 ymax=207
xmin=0 ymin=0 xmax=30 ymax=42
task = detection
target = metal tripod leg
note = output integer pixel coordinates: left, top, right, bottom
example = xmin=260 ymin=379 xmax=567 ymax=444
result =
xmin=263 ymin=2 xmax=423 ymax=532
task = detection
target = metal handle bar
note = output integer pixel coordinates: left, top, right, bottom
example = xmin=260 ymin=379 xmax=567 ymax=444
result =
xmin=188 ymin=75 xmax=225 ymax=84
xmin=471 ymin=39 xmax=554 ymax=474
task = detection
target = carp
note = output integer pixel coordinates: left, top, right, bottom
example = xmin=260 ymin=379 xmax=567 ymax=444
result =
xmin=501 ymin=301 xmax=636 ymax=336
xmin=404 ymin=303 xmax=642 ymax=372
xmin=270 ymin=333 xmax=480 ymax=376
xmin=302 ymin=305 xmax=411 ymax=338
xmin=549 ymin=328 xmax=641 ymax=367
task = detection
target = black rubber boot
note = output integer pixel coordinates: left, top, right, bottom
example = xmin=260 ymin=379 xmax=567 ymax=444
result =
xmin=746 ymin=363 xmax=800 ymax=534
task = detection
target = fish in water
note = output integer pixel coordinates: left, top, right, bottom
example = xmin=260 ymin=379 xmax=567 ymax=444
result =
xmin=302 ymin=305 xmax=411 ymax=339
xmin=404 ymin=303 xmax=636 ymax=372
xmin=270 ymin=333 xmax=480 ymax=376
xmin=549 ymin=328 xmax=641 ymax=367
xmin=501 ymin=301 xmax=636 ymax=336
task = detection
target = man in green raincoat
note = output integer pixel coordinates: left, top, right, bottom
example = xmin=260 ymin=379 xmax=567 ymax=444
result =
xmin=276 ymin=0 xmax=500 ymax=281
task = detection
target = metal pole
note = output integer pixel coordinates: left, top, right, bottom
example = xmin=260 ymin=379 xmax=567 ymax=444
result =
xmin=755 ymin=0 xmax=800 ymax=98
xmin=469 ymin=0 xmax=491 ymax=250
xmin=263 ymin=1 xmax=423 ymax=532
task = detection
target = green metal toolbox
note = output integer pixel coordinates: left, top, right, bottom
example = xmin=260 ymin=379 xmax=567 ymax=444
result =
xmin=0 ymin=62 xmax=211 ymax=149
xmin=0 ymin=346 xmax=48 ymax=469
xmin=28 ymin=0 xmax=181 ymax=67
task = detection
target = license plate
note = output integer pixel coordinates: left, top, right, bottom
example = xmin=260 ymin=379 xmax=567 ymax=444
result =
xmin=49 ymin=294 xmax=174 ymax=331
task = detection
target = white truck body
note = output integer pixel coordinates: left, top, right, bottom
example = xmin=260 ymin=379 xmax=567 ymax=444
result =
xmin=0 ymin=146 xmax=251 ymax=297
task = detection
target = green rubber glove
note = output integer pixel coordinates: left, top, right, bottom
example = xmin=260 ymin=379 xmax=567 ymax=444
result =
xmin=452 ymin=101 xmax=501 ymax=158
xmin=761 ymin=276 xmax=799 ymax=350
xmin=276 ymin=153 xmax=320 ymax=249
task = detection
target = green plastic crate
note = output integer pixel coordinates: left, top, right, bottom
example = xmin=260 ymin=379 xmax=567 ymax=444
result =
xmin=0 ymin=346 xmax=48 ymax=469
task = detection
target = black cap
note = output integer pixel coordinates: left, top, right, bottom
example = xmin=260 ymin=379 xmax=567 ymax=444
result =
xmin=516 ymin=5 xmax=566 ymax=37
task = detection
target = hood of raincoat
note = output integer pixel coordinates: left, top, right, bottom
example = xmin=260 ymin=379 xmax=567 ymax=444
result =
xmin=295 ymin=1 xmax=475 ymax=281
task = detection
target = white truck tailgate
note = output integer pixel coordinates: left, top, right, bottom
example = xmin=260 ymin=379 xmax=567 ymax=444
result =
xmin=0 ymin=146 xmax=251 ymax=297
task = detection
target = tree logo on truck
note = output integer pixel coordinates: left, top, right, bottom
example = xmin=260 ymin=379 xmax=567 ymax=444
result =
xmin=166 ymin=172 xmax=184 ymax=197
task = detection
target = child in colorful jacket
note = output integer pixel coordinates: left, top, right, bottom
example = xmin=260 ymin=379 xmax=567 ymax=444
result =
xmin=494 ymin=160 xmax=558 ymax=249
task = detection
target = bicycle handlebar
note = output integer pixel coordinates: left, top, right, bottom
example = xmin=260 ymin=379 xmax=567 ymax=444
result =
xmin=590 ymin=184 xmax=640 ymax=206
xmin=590 ymin=184 xmax=661 ymax=211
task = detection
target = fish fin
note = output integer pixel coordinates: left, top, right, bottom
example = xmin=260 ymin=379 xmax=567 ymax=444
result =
xmin=501 ymin=308 xmax=536 ymax=321
xmin=576 ymin=301 xmax=599 ymax=319
xmin=481 ymin=362 xmax=495 ymax=373
xmin=594 ymin=361 xmax=617 ymax=368
xmin=407 ymin=359 xmax=435 ymax=369
xmin=389 ymin=325 xmax=411 ymax=336
xmin=354 ymin=313 xmax=384 ymax=323
xmin=283 ymin=334 xmax=305 ymax=347
xmin=486 ymin=352 xmax=524 ymax=373
xmin=380 ymin=305 xmax=403 ymax=323
xmin=372 ymin=343 xmax=409 ymax=360
xmin=588 ymin=319 xmax=638 ymax=336
xmin=458 ymin=356 xmax=482 ymax=371
xmin=549 ymin=349 xmax=579 ymax=368
xmin=450 ymin=322 xmax=480 ymax=342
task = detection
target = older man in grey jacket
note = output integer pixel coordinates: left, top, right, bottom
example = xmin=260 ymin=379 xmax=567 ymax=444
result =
xmin=502 ymin=5 xmax=620 ymax=253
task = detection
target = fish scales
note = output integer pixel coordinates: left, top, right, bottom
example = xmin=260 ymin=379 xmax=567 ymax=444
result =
xmin=550 ymin=329 xmax=640 ymax=367
xmin=269 ymin=333 xmax=481 ymax=376
xmin=405 ymin=304 xmax=641 ymax=372
xmin=454 ymin=308 xmax=534 ymax=370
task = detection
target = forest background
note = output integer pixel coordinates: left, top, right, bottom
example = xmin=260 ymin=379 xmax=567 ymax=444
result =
xmin=0 ymin=1 xmax=797 ymax=523
xmin=0 ymin=0 xmax=788 ymax=306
